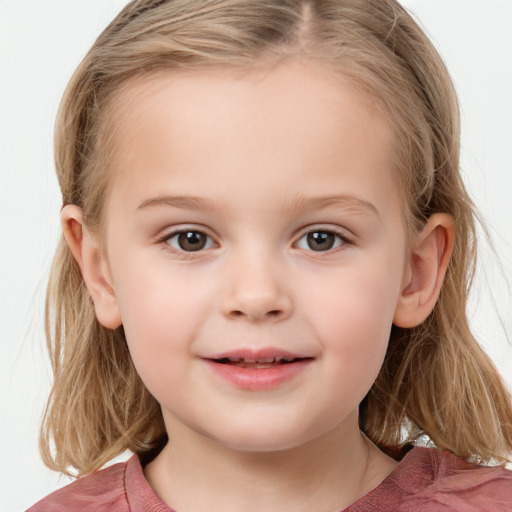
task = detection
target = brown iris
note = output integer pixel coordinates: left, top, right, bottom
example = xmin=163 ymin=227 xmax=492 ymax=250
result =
xmin=176 ymin=231 xmax=208 ymax=251
xmin=306 ymin=231 xmax=336 ymax=251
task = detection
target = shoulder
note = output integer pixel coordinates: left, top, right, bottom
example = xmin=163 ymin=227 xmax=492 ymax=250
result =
xmin=27 ymin=458 xmax=130 ymax=512
xmin=347 ymin=446 xmax=512 ymax=512
xmin=402 ymin=446 xmax=512 ymax=512
xmin=27 ymin=455 xmax=174 ymax=512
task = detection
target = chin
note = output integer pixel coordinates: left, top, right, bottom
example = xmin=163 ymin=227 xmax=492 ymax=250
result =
xmin=224 ymin=436 xmax=301 ymax=453
xmin=203 ymin=420 xmax=334 ymax=455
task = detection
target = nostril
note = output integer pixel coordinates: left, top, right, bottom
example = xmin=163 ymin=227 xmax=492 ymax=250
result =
xmin=228 ymin=309 xmax=283 ymax=320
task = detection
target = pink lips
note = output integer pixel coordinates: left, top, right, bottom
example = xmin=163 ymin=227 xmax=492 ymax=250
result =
xmin=203 ymin=348 xmax=314 ymax=391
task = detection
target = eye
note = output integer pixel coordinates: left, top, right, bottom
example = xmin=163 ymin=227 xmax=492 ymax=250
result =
xmin=166 ymin=230 xmax=215 ymax=252
xmin=295 ymin=229 xmax=348 ymax=252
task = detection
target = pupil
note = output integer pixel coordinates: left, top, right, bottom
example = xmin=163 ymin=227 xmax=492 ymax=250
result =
xmin=307 ymin=231 xmax=334 ymax=251
xmin=178 ymin=232 xmax=206 ymax=251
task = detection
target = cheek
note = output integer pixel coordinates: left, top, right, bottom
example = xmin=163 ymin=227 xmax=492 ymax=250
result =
xmin=306 ymin=259 xmax=402 ymax=337
xmin=115 ymin=280 xmax=202 ymax=415
xmin=301 ymin=257 xmax=403 ymax=385
xmin=110 ymin=260 xmax=211 ymax=373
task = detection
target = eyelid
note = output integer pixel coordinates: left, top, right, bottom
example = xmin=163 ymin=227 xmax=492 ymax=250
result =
xmin=293 ymin=225 xmax=355 ymax=252
xmin=154 ymin=224 xmax=354 ymax=256
xmin=157 ymin=225 xmax=219 ymax=254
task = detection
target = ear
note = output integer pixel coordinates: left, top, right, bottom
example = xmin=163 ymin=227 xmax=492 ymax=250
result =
xmin=61 ymin=205 xmax=122 ymax=329
xmin=393 ymin=213 xmax=455 ymax=328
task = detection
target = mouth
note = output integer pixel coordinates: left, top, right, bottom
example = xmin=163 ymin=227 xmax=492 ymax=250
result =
xmin=203 ymin=349 xmax=314 ymax=390
xmin=212 ymin=356 xmax=309 ymax=369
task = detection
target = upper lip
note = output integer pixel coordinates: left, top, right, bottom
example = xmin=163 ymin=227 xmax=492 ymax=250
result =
xmin=204 ymin=347 xmax=314 ymax=363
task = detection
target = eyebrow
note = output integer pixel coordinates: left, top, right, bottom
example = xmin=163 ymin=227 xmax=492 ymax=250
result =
xmin=137 ymin=195 xmax=218 ymax=211
xmin=283 ymin=194 xmax=380 ymax=218
xmin=137 ymin=193 xmax=379 ymax=218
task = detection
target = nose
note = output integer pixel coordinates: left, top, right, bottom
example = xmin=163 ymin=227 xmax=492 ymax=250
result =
xmin=221 ymin=251 xmax=293 ymax=322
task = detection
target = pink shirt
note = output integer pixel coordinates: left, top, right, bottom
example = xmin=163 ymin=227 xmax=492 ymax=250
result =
xmin=28 ymin=446 xmax=512 ymax=511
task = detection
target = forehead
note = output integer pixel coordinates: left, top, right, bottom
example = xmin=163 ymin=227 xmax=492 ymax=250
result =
xmin=103 ymin=60 xmax=400 ymax=218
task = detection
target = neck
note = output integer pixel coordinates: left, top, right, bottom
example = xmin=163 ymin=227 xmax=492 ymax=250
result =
xmin=145 ymin=415 xmax=396 ymax=512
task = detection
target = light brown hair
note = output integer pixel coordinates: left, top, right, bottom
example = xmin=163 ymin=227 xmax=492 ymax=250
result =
xmin=41 ymin=0 xmax=512 ymax=476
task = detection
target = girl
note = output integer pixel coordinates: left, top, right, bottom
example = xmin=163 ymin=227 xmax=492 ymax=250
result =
xmin=28 ymin=0 xmax=512 ymax=510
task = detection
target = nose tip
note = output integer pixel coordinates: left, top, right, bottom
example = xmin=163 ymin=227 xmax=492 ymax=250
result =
xmin=222 ymin=275 xmax=293 ymax=322
xmin=221 ymin=249 xmax=293 ymax=322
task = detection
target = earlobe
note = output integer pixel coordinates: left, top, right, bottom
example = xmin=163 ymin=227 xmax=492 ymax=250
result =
xmin=61 ymin=205 xmax=122 ymax=329
xmin=393 ymin=213 xmax=455 ymax=328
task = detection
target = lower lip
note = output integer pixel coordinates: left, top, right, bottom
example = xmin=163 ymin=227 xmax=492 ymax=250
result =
xmin=204 ymin=359 xmax=312 ymax=391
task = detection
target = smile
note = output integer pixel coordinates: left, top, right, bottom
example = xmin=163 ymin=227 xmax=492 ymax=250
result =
xmin=203 ymin=349 xmax=314 ymax=390
xmin=214 ymin=356 xmax=302 ymax=369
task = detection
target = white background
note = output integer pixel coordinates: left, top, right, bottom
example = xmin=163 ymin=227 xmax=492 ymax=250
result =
xmin=1 ymin=1 xmax=511 ymax=510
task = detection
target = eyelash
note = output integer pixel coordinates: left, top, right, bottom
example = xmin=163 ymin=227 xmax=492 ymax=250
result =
xmin=161 ymin=229 xmax=216 ymax=255
xmin=295 ymin=228 xmax=353 ymax=253
xmin=158 ymin=226 xmax=353 ymax=256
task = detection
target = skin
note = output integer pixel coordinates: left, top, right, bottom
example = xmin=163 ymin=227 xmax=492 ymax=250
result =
xmin=63 ymin=59 xmax=454 ymax=511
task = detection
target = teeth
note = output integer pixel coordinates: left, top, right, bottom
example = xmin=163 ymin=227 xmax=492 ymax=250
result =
xmin=242 ymin=358 xmax=276 ymax=363
xmin=218 ymin=355 xmax=300 ymax=364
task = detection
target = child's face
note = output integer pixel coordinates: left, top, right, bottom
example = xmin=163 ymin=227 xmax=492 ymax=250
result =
xmin=100 ymin=60 xmax=410 ymax=452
